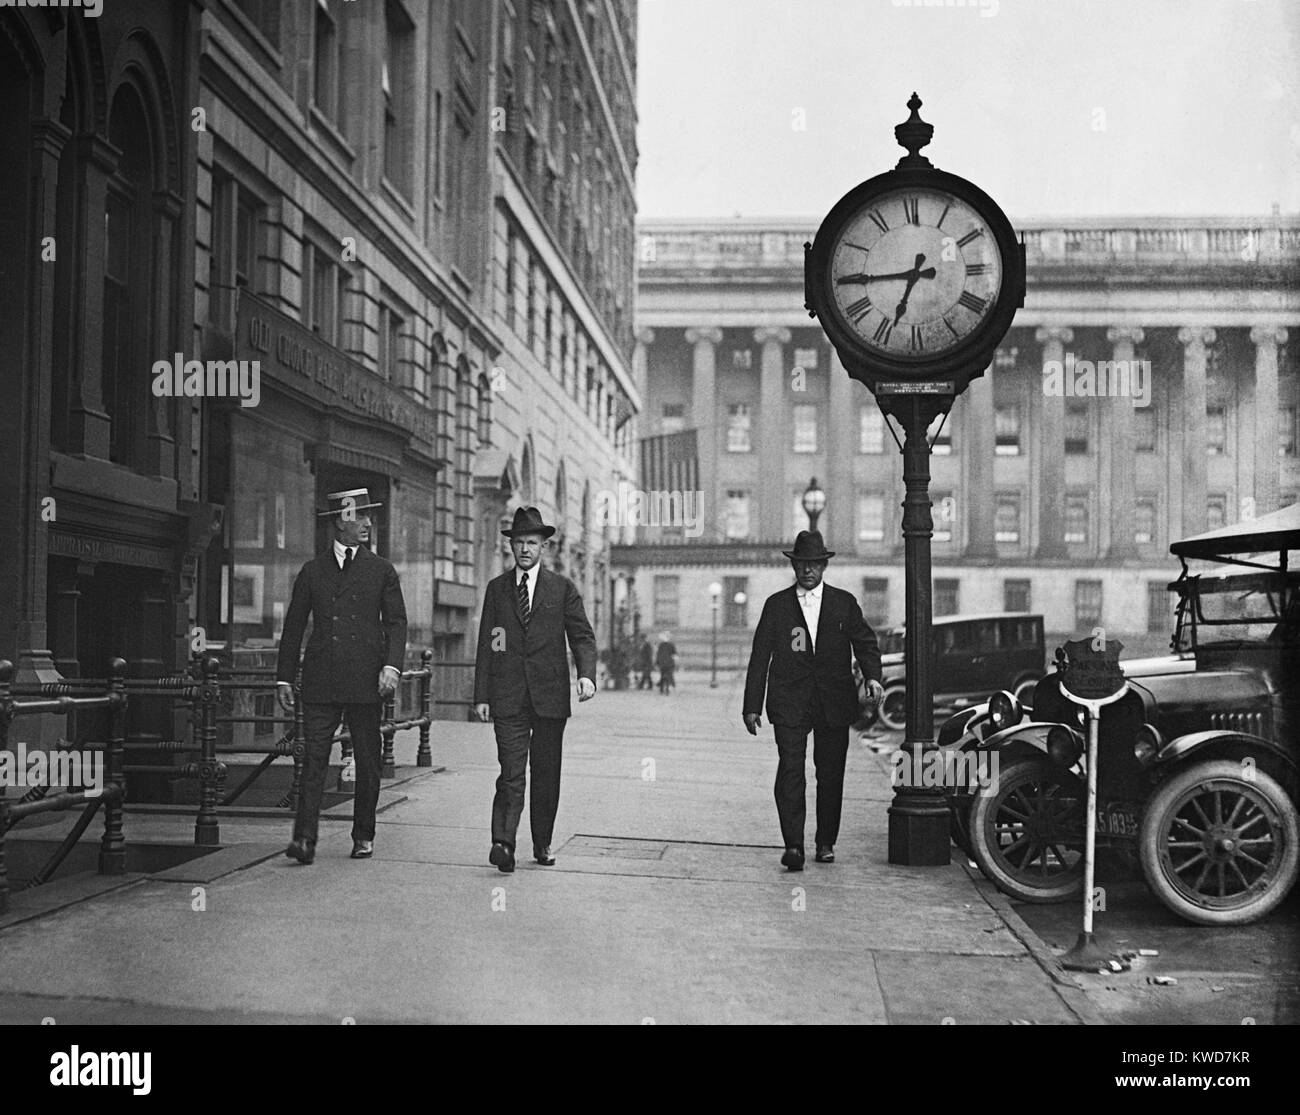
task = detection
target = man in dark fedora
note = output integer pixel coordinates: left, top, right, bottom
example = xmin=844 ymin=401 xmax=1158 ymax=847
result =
xmin=474 ymin=506 xmax=598 ymax=872
xmin=276 ymin=488 xmax=408 ymax=864
xmin=743 ymin=530 xmax=884 ymax=871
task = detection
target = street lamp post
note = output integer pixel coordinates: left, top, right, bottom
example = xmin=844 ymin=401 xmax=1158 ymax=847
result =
xmin=709 ymin=581 xmax=722 ymax=689
xmin=802 ymin=477 xmax=826 ymax=533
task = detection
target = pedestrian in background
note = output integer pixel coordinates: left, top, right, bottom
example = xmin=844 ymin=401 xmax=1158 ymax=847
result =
xmin=656 ymin=631 xmax=677 ymax=694
xmin=276 ymin=488 xmax=408 ymax=865
xmin=473 ymin=506 xmax=598 ymax=873
xmin=742 ymin=530 xmax=883 ymax=871
xmin=636 ymin=635 xmax=655 ymax=690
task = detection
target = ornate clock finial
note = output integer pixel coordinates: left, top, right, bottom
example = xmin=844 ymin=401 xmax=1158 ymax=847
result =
xmin=894 ymin=92 xmax=934 ymax=169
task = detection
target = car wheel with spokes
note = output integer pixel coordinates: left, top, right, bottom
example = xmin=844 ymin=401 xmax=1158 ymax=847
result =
xmin=1138 ymin=760 xmax=1299 ymax=926
xmin=968 ymin=757 xmax=1085 ymax=903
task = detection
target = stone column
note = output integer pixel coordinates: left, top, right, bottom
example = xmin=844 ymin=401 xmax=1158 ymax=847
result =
xmin=826 ymin=347 xmax=857 ymax=553
xmin=1034 ymin=327 xmax=1072 ymax=558
xmin=964 ymin=360 xmax=996 ymax=558
xmin=685 ymin=327 xmax=722 ymax=540
xmin=1105 ymin=326 xmax=1144 ymax=560
xmin=755 ymin=327 xmax=791 ymax=540
xmin=1178 ymin=327 xmax=1215 ymax=536
xmin=1250 ymin=326 xmax=1286 ymax=518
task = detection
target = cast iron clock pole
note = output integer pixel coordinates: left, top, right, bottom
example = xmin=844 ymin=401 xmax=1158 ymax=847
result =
xmin=803 ymin=94 xmax=1026 ymax=865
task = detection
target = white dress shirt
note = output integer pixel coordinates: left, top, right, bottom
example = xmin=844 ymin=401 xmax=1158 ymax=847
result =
xmin=516 ymin=564 xmax=538 ymax=609
xmin=333 ymin=540 xmax=359 ymax=570
xmin=797 ymin=583 xmax=823 ymax=650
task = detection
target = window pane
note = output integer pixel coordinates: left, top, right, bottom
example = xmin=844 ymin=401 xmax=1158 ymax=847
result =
xmin=1147 ymin=582 xmax=1169 ymax=634
xmin=857 ymin=493 xmax=884 ymax=542
xmin=724 ymin=490 xmax=750 ymax=540
xmin=1135 ymin=405 xmax=1157 ymax=451
xmin=994 ymin=405 xmax=1020 ymax=455
xmin=1065 ymin=402 xmax=1089 ymax=454
xmin=792 ymin=404 xmax=817 ymax=453
xmin=653 ymin=575 xmax=679 ymax=628
xmin=995 ymin=492 xmax=1020 ymax=543
xmin=861 ymin=577 xmax=889 ymax=627
xmin=1065 ymin=497 xmax=1088 ymax=544
xmin=1135 ymin=499 xmax=1156 ymax=545
xmin=726 ymin=403 xmax=751 ymax=452
xmin=1074 ymin=580 xmax=1103 ymax=629
xmin=1206 ymin=406 xmax=1227 ymax=455
xmin=934 ymin=579 xmax=960 ymax=617
xmin=859 ymin=405 xmax=884 ymax=453
xmin=1004 ymin=579 xmax=1031 ymax=613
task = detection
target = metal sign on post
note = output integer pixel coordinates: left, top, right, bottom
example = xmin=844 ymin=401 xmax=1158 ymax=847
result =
xmin=1055 ymin=636 xmax=1129 ymax=972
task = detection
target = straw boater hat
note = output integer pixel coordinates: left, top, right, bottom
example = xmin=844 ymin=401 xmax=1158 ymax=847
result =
xmin=502 ymin=506 xmax=556 ymax=539
xmin=783 ymin=529 xmax=835 ymax=561
xmin=317 ymin=488 xmax=384 ymax=519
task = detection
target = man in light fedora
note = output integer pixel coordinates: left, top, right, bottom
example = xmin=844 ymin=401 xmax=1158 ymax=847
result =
xmin=276 ymin=488 xmax=408 ymax=864
xmin=474 ymin=506 xmax=598 ymax=872
xmin=742 ymin=530 xmax=884 ymax=871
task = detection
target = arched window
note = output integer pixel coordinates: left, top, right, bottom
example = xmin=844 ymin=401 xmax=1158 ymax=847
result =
xmin=476 ymin=372 xmax=492 ymax=447
xmin=520 ymin=437 xmax=534 ymax=503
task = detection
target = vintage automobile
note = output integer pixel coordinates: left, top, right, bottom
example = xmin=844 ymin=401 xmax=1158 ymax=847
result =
xmin=938 ymin=505 xmax=1300 ymax=926
xmin=859 ymin=613 xmax=1045 ymax=731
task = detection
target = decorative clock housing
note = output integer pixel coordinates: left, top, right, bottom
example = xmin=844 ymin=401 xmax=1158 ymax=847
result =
xmin=805 ymin=95 xmax=1025 ymax=391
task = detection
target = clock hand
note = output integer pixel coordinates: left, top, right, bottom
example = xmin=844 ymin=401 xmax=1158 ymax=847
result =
xmin=838 ymin=266 xmax=938 ymax=284
xmin=892 ymin=254 xmax=935 ymax=325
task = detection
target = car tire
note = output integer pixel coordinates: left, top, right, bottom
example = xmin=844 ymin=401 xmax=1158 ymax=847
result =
xmin=968 ymin=757 xmax=1086 ymax=903
xmin=879 ymin=686 xmax=907 ymax=732
xmin=1138 ymin=759 xmax=1300 ymax=927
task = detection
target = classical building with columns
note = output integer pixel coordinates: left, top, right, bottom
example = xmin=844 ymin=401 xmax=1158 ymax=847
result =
xmin=618 ymin=216 xmax=1299 ymax=668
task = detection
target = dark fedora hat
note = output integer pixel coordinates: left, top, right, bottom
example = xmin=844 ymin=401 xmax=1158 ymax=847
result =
xmin=502 ymin=505 xmax=556 ymax=539
xmin=783 ymin=529 xmax=835 ymax=561
xmin=317 ymin=487 xmax=384 ymax=519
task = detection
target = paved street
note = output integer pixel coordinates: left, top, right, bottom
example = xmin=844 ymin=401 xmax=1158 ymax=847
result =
xmin=2 ymin=672 xmax=1294 ymax=1025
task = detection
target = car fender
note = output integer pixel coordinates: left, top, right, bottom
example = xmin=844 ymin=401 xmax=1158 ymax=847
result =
xmin=1156 ymin=730 xmax=1299 ymax=779
xmin=973 ymin=720 xmax=1057 ymax=758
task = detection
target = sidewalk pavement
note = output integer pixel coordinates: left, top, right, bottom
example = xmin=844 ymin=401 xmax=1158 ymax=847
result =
xmin=0 ymin=672 xmax=1100 ymax=1025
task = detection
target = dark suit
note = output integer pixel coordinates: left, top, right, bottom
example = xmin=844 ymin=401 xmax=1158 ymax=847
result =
xmin=276 ymin=546 xmax=408 ymax=845
xmin=743 ymin=584 xmax=881 ymax=850
xmin=474 ymin=565 xmax=597 ymax=851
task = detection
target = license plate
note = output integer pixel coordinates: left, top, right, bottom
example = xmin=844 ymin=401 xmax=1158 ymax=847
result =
xmin=1096 ymin=806 xmax=1139 ymax=838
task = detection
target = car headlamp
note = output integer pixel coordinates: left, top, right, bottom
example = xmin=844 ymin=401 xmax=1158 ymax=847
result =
xmin=988 ymin=690 xmax=1022 ymax=732
xmin=1133 ymin=724 xmax=1163 ymax=766
xmin=1046 ymin=724 xmax=1084 ymax=768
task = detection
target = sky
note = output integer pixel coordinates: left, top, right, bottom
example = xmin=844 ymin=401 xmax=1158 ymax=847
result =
xmin=635 ymin=0 xmax=1300 ymax=220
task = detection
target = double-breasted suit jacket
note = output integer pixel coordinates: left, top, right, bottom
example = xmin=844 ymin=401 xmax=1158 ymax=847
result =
xmin=276 ymin=546 xmax=408 ymax=705
xmin=474 ymin=566 xmax=598 ymax=720
xmin=743 ymin=584 xmax=882 ymax=729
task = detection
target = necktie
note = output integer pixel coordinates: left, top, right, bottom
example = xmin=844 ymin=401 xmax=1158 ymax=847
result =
xmin=517 ymin=573 xmax=530 ymax=624
xmin=342 ymin=548 xmax=353 ymax=574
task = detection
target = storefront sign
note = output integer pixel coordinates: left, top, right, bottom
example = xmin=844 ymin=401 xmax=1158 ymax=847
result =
xmin=49 ymin=531 xmax=172 ymax=570
xmin=238 ymin=294 xmax=437 ymax=448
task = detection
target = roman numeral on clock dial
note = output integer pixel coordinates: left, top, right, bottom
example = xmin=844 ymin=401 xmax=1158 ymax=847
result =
xmin=965 ymin=262 xmax=989 ymax=277
xmin=903 ymin=196 xmax=920 ymax=225
xmin=909 ymin=326 xmax=923 ymax=351
xmin=956 ymin=229 xmax=984 ymax=248
xmin=872 ymin=318 xmax=894 ymax=346
xmin=957 ymin=290 xmax=988 ymax=313
xmin=844 ymin=295 xmax=873 ymax=322
xmin=868 ymin=209 xmax=889 ymax=234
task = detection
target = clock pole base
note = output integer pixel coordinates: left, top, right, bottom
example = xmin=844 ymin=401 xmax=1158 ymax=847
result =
xmin=887 ymin=789 xmax=951 ymax=865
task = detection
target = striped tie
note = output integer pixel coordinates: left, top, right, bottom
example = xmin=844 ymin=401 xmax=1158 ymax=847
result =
xmin=517 ymin=573 xmax=530 ymax=625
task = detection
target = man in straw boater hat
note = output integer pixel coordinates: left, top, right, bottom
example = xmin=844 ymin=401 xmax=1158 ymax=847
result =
xmin=742 ymin=529 xmax=884 ymax=871
xmin=473 ymin=506 xmax=598 ymax=872
xmin=276 ymin=488 xmax=408 ymax=864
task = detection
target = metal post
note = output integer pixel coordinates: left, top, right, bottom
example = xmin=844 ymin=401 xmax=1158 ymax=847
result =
xmin=99 ymin=658 xmax=127 ymax=875
xmin=0 ymin=660 xmax=13 ymax=914
xmin=887 ymin=396 xmax=951 ymax=865
xmin=194 ymin=656 xmax=222 ymax=846
xmin=381 ymin=690 xmax=397 ymax=778
xmin=416 ymin=649 xmax=433 ymax=767
xmin=710 ymin=602 xmax=719 ymax=689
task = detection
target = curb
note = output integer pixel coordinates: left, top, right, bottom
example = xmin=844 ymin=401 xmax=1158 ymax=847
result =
xmin=962 ymin=860 xmax=1109 ymax=1026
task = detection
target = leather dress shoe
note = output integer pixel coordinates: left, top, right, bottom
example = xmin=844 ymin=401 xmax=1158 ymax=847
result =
xmin=489 ymin=842 xmax=515 ymax=873
xmin=815 ymin=844 xmax=835 ymax=863
xmin=285 ymin=838 xmax=315 ymax=865
xmin=533 ymin=845 xmax=556 ymax=866
xmin=351 ymin=840 xmax=374 ymax=859
xmin=780 ymin=847 xmax=805 ymax=871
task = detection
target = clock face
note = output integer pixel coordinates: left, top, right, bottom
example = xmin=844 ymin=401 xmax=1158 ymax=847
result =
xmin=828 ymin=186 xmax=1003 ymax=360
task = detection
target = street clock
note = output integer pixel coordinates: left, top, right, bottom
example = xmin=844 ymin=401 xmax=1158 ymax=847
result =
xmin=804 ymin=94 xmax=1025 ymax=396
